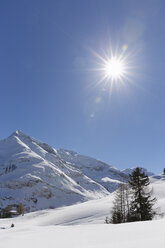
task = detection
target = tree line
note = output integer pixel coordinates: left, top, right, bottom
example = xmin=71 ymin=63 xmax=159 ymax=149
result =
xmin=106 ymin=167 xmax=156 ymax=224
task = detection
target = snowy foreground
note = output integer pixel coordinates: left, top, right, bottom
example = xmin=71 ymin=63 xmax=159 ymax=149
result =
xmin=1 ymin=219 xmax=165 ymax=248
xmin=1 ymin=188 xmax=165 ymax=248
xmin=1 ymin=131 xmax=165 ymax=247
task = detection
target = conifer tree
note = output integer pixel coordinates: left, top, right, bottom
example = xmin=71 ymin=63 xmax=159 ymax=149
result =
xmin=129 ymin=167 xmax=156 ymax=221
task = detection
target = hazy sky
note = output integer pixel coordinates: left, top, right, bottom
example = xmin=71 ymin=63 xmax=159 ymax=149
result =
xmin=0 ymin=0 xmax=165 ymax=173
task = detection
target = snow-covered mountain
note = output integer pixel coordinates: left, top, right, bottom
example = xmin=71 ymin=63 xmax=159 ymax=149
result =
xmin=58 ymin=149 xmax=128 ymax=191
xmin=0 ymin=130 xmax=154 ymax=213
xmin=0 ymin=131 xmax=108 ymax=212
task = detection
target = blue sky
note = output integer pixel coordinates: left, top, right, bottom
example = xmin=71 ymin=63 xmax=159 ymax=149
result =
xmin=0 ymin=0 xmax=165 ymax=173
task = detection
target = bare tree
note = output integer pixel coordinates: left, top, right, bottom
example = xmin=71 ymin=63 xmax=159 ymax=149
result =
xmin=111 ymin=183 xmax=130 ymax=223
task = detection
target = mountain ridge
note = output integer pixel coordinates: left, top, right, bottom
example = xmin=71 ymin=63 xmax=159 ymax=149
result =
xmin=0 ymin=130 xmax=155 ymax=213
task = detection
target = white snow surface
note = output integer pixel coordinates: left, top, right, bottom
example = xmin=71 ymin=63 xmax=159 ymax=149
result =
xmin=0 ymin=131 xmax=165 ymax=247
xmin=58 ymin=148 xmax=129 ymax=191
xmin=0 ymin=176 xmax=165 ymax=248
xmin=0 ymin=130 xmax=131 ymax=211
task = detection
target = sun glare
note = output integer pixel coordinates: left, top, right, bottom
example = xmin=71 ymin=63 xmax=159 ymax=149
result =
xmin=90 ymin=46 xmax=132 ymax=91
xmin=104 ymin=57 xmax=124 ymax=80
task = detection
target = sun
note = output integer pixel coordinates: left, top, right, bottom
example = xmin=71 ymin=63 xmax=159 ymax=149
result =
xmin=90 ymin=46 xmax=131 ymax=90
xmin=104 ymin=57 xmax=124 ymax=80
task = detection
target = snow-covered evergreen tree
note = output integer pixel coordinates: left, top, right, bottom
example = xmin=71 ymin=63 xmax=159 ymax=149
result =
xmin=129 ymin=167 xmax=156 ymax=221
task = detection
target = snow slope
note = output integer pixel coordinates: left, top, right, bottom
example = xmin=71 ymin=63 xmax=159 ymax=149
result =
xmin=0 ymin=176 xmax=165 ymax=248
xmin=1 ymin=220 xmax=165 ymax=248
xmin=58 ymin=149 xmax=129 ymax=192
xmin=0 ymin=131 xmax=109 ymax=211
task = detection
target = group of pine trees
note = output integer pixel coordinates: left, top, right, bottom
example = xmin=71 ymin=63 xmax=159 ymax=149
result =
xmin=109 ymin=167 xmax=156 ymax=224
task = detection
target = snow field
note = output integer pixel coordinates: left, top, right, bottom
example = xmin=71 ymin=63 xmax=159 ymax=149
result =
xmin=1 ymin=179 xmax=165 ymax=248
xmin=1 ymin=218 xmax=165 ymax=248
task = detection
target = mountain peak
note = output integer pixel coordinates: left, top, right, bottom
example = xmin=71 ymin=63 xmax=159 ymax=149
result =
xmin=12 ymin=130 xmax=27 ymax=137
xmin=9 ymin=130 xmax=34 ymax=141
